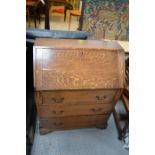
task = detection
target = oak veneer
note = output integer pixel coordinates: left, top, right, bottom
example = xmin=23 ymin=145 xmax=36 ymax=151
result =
xmin=33 ymin=38 xmax=125 ymax=134
xmin=37 ymin=90 xmax=117 ymax=105
xmin=39 ymin=115 xmax=109 ymax=134
xmin=38 ymin=104 xmax=113 ymax=118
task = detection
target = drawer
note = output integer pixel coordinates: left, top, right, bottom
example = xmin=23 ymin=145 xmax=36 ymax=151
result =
xmin=40 ymin=115 xmax=109 ymax=130
xmin=38 ymin=104 xmax=113 ymax=118
xmin=38 ymin=90 xmax=117 ymax=105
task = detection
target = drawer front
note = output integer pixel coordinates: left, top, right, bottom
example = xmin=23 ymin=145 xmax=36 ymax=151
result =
xmin=38 ymin=104 xmax=113 ymax=118
xmin=39 ymin=90 xmax=116 ymax=105
xmin=40 ymin=115 xmax=109 ymax=130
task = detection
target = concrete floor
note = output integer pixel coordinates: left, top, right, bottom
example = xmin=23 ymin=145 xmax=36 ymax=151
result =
xmin=31 ymin=112 xmax=128 ymax=155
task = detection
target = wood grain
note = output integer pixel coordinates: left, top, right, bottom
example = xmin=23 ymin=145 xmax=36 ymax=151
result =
xmin=34 ymin=38 xmax=123 ymax=50
xmin=39 ymin=115 xmax=109 ymax=132
xmin=39 ymin=90 xmax=117 ymax=105
xmin=33 ymin=39 xmax=125 ymax=134
xmin=34 ymin=48 xmax=125 ymax=90
xmin=38 ymin=104 xmax=113 ymax=118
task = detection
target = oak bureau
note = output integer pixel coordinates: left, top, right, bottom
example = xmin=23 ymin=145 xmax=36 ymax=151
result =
xmin=33 ymin=38 xmax=125 ymax=135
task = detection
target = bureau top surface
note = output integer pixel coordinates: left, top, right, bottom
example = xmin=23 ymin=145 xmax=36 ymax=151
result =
xmin=33 ymin=39 xmax=125 ymax=90
xmin=34 ymin=38 xmax=123 ymax=50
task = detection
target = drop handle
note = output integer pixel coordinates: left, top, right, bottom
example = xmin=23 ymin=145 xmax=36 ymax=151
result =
xmin=91 ymin=108 xmax=103 ymax=112
xmin=96 ymin=95 xmax=107 ymax=101
xmin=51 ymin=97 xmax=64 ymax=103
xmin=51 ymin=110 xmax=64 ymax=114
xmin=53 ymin=122 xmax=64 ymax=126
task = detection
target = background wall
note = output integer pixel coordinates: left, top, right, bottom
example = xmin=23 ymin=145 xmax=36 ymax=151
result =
xmin=82 ymin=0 xmax=129 ymax=40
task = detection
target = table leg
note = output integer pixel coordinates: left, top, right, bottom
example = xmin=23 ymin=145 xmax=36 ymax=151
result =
xmin=45 ymin=0 xmax=50 ymax=29
xmin=113 ymin=109 xmax=123 ymax=140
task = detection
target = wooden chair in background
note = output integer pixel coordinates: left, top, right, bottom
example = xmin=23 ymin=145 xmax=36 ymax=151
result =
xmin=113 ymin=57 xmax=129 ymax=140
xmin=111 ymin=41 xmax=129 ymax=141
xmin=26 ymin=0 xmax=41 ymax=28
xmin=68 ymin=0 xmax=82 ymax=30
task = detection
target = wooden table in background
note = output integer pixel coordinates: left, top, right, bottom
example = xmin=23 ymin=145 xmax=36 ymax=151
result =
xmin=44 ymin=0 xmax=67 ymax=29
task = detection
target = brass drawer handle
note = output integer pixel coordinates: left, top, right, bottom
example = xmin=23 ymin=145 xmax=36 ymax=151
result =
xmin=51 ymin=97 xmax=64 ymax=103
xmin=96 ymin=95 xmax=107 ymax=101
xmin=91 ymin=108 xmax=103 ymax=112
xmin=53 ymin=122 xmax=64 ymax=126
xmin=51 ymin=110 xmax=64 ymax=114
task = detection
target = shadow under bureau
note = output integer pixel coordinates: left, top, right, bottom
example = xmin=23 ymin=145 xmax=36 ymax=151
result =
xmin=33 ymin=38 xmax=125 ymax=135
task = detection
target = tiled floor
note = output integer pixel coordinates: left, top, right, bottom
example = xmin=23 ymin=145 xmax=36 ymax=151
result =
xmin=26 ymin=8 xmax=79 ymax=31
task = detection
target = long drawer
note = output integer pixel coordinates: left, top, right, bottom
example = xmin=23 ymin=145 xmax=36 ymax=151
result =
xmin=36 ymin=90 xmax=117 ymax=105
xmin=40 ymin=115 xmax=109 ymax=130
xmin=38 ymin=104 xmax=113 ymax=118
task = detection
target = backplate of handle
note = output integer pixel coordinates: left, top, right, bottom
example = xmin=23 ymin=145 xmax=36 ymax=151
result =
xmin=51 ymin=97 xmax=64 ymax=103
xmin=91 ymin=108 xmax=103 ymax=112
xmin=91 ymin=108 xmax=110 ymax=114
xmin=53 ymin=122 xmax=64 ymax=126
xmin=51 ymin=110 xmax=64 ymax=114
xmin=96 ymin=95 xmax=107 ymax=101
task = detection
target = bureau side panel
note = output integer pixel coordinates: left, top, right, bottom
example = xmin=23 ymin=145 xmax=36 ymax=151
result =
xmin=33 ymin=48 xmax=43 ymax=90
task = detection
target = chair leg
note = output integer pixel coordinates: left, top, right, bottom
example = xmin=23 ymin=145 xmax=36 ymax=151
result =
xmin=113 ymin=109 xmax=123 ymax=140
xmin=77 ymin=16 xmax=79 ymax=21
xmin=38 ymin=7 xmax=41 ymax=24
xmin=68 ymin=13 xmax=72 ymax=30
xmin=38 ymin=10 xmax=40 ymax=24
xmin=77 ymin=16 xmax=80 ymax=30
xmin=39 ymin=14 xmax=41 ymax=24
xmin=33 ymin=10 xmax=37 ymax=28
xmin=64 ymin=7 xmax=67 ymax=21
